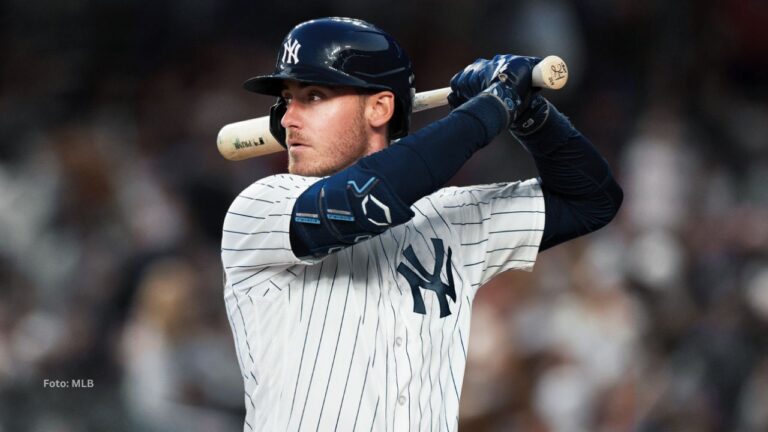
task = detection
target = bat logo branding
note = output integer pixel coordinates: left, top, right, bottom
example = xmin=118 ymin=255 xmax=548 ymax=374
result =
xmin=282 ymin=38 xmax=301 ymax=65
xmin=549 ymin=62 xmax=567 ymax=82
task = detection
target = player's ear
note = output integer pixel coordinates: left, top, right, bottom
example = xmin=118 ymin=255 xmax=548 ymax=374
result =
xmin=365 ymin=91 xmax=395 ymax=129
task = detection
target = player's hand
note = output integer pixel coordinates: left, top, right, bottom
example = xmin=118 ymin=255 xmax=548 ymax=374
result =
xmin=510 ymin=93 xmax=551 ymax=136
xmin=447 ymin=57 xmax=491 ymax=109
xmin=448 ymin=55 xmax=541 ymax=124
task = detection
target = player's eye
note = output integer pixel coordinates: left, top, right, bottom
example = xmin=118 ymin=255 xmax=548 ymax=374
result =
xmin=307 ymin=91 xmax=323 ymax=102
xmin=281 ymin=94 xmax=293 ymax=105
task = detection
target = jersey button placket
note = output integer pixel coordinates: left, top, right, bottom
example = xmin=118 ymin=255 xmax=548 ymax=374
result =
xmin=394 ymin=393 xmax=409 ymax=431
xmin=393 ymin=329 xmax=412 ymax=431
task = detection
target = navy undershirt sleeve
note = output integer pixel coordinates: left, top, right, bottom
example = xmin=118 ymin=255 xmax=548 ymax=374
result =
xmin=358 ymin=93 xmax=508 ymax=204
xmin=289 ymin=94 xmax=508 ymax=258
xmin=513 ymin=104 xmax=623 ymax=251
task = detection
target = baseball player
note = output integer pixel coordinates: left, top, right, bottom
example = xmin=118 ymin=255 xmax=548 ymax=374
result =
xmin=221 ymin=17 xmax=622 ymax=432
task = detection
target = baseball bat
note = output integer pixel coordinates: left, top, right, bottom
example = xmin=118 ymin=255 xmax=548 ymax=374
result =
xmin=218 ymin=55 xmax=568 ymax=161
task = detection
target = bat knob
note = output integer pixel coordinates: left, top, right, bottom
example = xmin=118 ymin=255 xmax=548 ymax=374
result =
xmin=532 ymin=55 xmax=568 ymax=90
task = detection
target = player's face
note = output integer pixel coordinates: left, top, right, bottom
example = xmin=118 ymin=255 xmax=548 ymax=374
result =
xmin=280 ymin=82 xmax=372 ymax=177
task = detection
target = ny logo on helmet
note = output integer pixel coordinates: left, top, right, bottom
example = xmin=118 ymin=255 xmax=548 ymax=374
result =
xmin=282 ymin=38 xmax=301 ymax=64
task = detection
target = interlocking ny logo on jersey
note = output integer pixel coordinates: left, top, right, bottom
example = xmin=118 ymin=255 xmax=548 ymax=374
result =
xmin=397 ymin=238 xmax=456 ymax=318
xmin=282 ymin=38 xmax=301 ymax=64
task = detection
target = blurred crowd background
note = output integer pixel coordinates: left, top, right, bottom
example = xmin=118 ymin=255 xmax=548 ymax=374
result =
xmin=1 ymin=0 xmax=767 ymax=431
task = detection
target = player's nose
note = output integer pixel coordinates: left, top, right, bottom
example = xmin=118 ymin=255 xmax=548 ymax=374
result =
xmin=281 ymin=101 xmax=303 ymax=130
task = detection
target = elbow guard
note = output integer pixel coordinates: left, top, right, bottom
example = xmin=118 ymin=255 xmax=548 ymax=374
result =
xmin=291 ymin=165 xmax=415 ymax=258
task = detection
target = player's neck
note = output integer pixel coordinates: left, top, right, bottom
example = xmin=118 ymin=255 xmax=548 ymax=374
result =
xmin=364 ymin=129 xmax=390 ymax=157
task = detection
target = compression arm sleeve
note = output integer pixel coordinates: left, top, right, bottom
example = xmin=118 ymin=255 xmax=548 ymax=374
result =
xmin=290 ymin=94 xmax=508 ymax=258
xmin=360 ymin=93 xmax=508 ymax=202
xmin=514 ymin=103 xmax=623 ymax=251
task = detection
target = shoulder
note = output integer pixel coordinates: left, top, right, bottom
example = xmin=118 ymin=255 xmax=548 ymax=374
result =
xmin=224 ymin=174 xmax=321 ymax=226
xmin=222 ymin=174 xmax=324 ymax=271
xmin=240 ymin=174 xmax=321 ymax=197
xmin=230 ymin=174 xmax=321 ymax=208
xmin=429 ymin=178 xmax=542 ymax=204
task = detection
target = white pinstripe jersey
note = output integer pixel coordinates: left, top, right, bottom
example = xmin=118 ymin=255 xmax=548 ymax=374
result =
xmin=222 ymin=173 xmax=545 ymax=432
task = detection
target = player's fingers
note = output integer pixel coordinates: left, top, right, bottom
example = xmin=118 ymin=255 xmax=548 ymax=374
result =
xmin=447 ymin=92 xmax=465 ymax=109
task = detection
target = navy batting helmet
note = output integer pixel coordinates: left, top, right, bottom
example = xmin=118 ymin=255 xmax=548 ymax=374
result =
xmin=243 ymin=17 xmax=415 ymax=146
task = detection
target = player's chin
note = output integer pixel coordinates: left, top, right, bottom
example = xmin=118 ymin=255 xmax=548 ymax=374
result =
xmin=287 ymin=157 xmax=304 ymax=176
xmin=287 ymin=152 xmax=308 ymax=175
xmin=288 ymin=157 xmax=331 ymax=177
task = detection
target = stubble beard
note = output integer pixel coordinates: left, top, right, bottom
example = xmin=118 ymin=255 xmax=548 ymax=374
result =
xmin=287 ymin=106 xmax=370 ymax=177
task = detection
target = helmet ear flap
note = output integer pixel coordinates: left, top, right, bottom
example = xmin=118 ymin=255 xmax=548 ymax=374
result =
xmin=269 ymin=98 xmax=288 ymax=148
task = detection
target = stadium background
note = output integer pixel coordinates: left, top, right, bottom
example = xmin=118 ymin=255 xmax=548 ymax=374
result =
xmin=1 ymin=0 xmax=767 ymax=430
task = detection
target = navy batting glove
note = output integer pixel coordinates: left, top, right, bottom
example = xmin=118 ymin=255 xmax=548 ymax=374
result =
xmin=448 ymin=57 xmax=489 ymax=108
xmin=448 ymin=55 xmax=541 ymax=111
xmin=511 ymin=93 xmax=551 ymax=136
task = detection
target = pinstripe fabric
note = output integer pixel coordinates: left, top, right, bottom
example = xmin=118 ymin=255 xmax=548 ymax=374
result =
xmin=222 ymin=174 xmax=545 ymax=431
